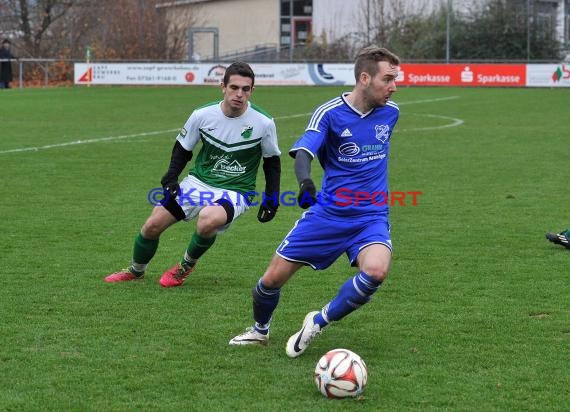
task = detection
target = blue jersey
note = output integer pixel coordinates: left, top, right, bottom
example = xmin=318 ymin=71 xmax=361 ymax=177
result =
xmin=290 ymin=93 xmax=400 ymax=217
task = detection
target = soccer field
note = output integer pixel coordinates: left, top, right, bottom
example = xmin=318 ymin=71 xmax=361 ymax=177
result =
xmin=1 ymin=85 xmax=568 ymax=411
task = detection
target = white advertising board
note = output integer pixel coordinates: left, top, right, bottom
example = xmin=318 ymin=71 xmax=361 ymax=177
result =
xmin=526 ymin=64 xmax=570 ymax=87
xmin=74 ymin=62 xmax=357 ymax=86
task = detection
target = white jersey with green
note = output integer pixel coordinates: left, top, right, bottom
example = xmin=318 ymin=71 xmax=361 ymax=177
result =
xmin=175 ymin=101 xmax=281 ymax=195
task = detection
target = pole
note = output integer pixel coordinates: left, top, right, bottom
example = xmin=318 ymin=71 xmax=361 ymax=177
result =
xmin=367 ymin=0 xmax=371 ymax=44
xmin=526 ymin=0 xmax=531 ymax=61
xmin=86 ymin=46 xmax=91 ymax=87
xmin=289 ymin=0 xmax=294 ymax=62
xmin=446 ymin=0 xmax=451 ymax=63
xmin=19 ymin=60 xmax=23 ymax=89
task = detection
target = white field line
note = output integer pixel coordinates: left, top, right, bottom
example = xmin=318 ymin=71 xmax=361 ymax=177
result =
xmin=397 ymin=113 xmax=464 ymax=132
xmin=0 ymin=129 xmax=180 ymax=154
xmin=398 ymin=96 xmax=459 ymax=105
xmin=0 ymin=96 xmax=461 ymax=155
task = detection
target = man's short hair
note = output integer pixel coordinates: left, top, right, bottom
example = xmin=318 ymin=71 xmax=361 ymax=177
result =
xmin=354 ymin=47 xmax=400 ymax=80
xmin=223 ymin=61 xmax=255 ymax=87
xmin=2 ymin=39 xmax=11 ymax=45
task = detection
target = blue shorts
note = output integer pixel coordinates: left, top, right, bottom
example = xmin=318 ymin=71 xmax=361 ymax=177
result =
xmin=276 ymin=209 xmax=392 ymax=270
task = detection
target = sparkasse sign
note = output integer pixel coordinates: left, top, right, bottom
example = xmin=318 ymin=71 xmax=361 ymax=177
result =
xmin=397 ymin=64 xmax=526 ymax=87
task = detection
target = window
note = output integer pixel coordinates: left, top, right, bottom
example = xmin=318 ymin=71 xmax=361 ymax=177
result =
xmin=280 ymin=0 xmax=313 ymax=48
xmin=281 ymin=0 xmax=312 ymax=17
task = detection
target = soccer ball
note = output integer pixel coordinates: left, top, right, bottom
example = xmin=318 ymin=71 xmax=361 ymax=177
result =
xmin=314 ymin=348 xmax=368 ymax=398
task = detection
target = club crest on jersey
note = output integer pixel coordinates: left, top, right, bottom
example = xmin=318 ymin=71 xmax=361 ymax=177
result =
xmin=241 ymin=125 xmax=253 ymax=139
xmin=375 ymin=125 xmax=391 ymax=143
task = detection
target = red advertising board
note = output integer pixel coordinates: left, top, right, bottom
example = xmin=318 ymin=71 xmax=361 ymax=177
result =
xmin=398 ymin=64 xmax=526 ymax=87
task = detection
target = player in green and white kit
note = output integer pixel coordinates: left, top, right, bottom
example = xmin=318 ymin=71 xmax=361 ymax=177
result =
xmin=105 ymin=62 xmax=281 ymax=287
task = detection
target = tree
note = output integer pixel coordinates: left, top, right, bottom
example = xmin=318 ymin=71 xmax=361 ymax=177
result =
xmin=0 ymin=0 xmax=76 ymax=57
xmin=52 ymin=0 xmax=185 ymax=61
xmin=452 ymin=0 xmax=561 ymax=61
xmin=350 ymin=0 xmax=563 ymax=61
xmin=0 ymin=0 xmax=191 ymax=60
xmin=66 ymin=0 xmax=169 ymax=60
xmin=380 ymin=7 xmax=449 ymax=61
xmin=359 ymin=0 xmax=447 ymax=60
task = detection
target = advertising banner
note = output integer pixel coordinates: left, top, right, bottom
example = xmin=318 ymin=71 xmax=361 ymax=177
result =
xmin=74 ymin=62 xmax=357 ymax=86
xmin=398 ymin=64 xmax=526 ymax=87
xmin=74 ymin=63 xmax=204 ymax=85
xmin=526 ymin=64 xmax=570 ymax=87
xmin=74 ymin=62 xmax=567 ymax=88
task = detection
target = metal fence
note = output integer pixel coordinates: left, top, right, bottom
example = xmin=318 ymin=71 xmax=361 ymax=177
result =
xmin=2 ymin=55 xmax=569 ymax=88
xmin=1 ymin=58 xmax=74 ymax=88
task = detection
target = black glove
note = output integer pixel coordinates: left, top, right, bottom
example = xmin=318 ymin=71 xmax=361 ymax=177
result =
xmin=160 ymin=175 xmax=180 ymax=199
xmin=297 ymin=179 xmax=317 ymax=209
xmin=257 ymin=195 xmax=279 ymax=223
xmin=257 ymin=204 xmax=278 ymax=223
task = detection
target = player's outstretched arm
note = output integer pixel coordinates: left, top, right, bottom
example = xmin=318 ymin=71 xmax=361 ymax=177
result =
xmin=294 ymin=150 xmax=317 ymax=209
xmin=160 ymin=140 xmax=193 ymax=198
xmin=258 ymin=155 xmax=281 ymax=223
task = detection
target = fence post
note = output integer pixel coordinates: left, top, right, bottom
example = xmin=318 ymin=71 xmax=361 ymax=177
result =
xmin=19 ymin=60 xmax=23 ymax=88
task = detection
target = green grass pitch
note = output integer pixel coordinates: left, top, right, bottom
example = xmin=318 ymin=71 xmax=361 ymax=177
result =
xmin=0 ymin=85 xmax=569 ymax=411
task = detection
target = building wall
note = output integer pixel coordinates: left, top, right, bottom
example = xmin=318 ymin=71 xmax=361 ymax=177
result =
xmin=159 ymin=0 xmax=279 ymax=60
xmin=159 ymin=0 xmax=567 ymax=60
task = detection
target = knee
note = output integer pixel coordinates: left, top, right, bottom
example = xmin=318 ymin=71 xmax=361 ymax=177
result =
xmin=361 ymin=264 xmax=389 ymax=283
xmin=141 ymin=218 xmax=164 ymax=239
xmin=196 ymin=207 xmax=225 ymax=234
xmin=260 ymin=266 xmax=288 ymax=289
xmin=260 ymin=272 xmax=280 ymax=289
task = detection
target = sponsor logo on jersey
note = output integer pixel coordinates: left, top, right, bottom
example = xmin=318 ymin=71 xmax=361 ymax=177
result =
xmin=180 ymin=128 xmax=187 ymax=137
xmin=375 ymin=125 xmax=391 ymax=143
xmin=362 ymin=144 xmax=384 ymax=152
xmin=241 ymin=125 xmax=253 ymax=139
xmin=338 ymin=142 xmax=360 ymax=156
xmin=338 ymin=153 xmax=386 ymax=163
xmin=340 ymin=128 xmax=352 ymax=137
xmin=212 ymin=158 xmax=247 ymax=176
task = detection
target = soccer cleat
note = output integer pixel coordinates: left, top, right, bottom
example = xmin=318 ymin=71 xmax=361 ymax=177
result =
xmin=286 ymin=311 xmax=321 ymax=358
xmin=104 ymin=269 xmax=144 ymax=283
xmin=229 ymin=327 xmax=269 ymax=346
xmin=546 ymin=229 xmax=570 ymax=249
xmin=159 ymin=263 xmax=195 ymax=288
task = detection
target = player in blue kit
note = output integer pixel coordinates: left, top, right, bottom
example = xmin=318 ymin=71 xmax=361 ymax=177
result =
xmin=230 ymin=46 xmax=401 ymax=357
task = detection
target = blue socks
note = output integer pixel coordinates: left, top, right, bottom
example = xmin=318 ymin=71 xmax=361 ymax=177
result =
xmin=314 ymin=272 xmax=382 ymax=328
xmin=252 ymin=279 xmax=281 ymax=335
xmin=250 ymin=273 xmax=381 ymax=333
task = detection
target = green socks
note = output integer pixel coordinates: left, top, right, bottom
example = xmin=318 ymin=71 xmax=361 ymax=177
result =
xmin=129 ymin=233 xmax=159 ymax=276
xmin=182 ymin=232 xmax=216 ymax=266
xmin=128 ymin=232 xmax=215 ymax=275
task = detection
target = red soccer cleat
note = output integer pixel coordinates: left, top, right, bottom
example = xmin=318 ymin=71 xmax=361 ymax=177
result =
xmin=104 ymin=270 xmax=144 ymax=283
xmin=159 ymin=263 xmax=195 ymax=288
